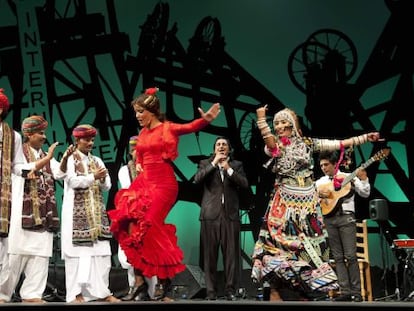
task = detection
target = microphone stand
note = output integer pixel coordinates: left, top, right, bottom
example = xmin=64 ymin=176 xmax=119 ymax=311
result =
xmin=236 ymin=207 xmax=252 ymax=300
xmin=374 ymin=221 xmax=400 ymax=301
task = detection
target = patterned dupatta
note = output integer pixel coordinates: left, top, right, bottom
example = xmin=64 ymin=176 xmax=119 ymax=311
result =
xmin=0 ymin=122 xmax=14 ymax=237
xmin=127 ymin=159 xmax=137 ymax=182
xmin=72 ymin=150 xmax=112 ymax=246
xmin=21 ymin=143 xmax=59 ymax=232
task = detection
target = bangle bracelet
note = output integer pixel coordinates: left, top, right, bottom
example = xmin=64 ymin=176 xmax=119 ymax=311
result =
xmin=358 ymin=134 xmax=367 ymax=144
xmin=353 ymin=134 xmax=368 ymax=145
xmin=258 ymin=123 xmax=271 ymax=133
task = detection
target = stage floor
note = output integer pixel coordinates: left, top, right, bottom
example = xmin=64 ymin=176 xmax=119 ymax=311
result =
xmin=1 ymin=298 xmax=414 ymax=311
xmin=4 ymin=265 xmax=412 ymax=310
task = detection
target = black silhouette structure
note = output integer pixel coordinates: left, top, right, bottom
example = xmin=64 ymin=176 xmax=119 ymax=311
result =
xmin=287 ymin=0 xmax=412 ymax=235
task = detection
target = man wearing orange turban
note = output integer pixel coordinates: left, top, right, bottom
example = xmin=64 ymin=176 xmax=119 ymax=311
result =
xmin=21 ymin=115 xmax=49 ymax=135
xmin=0 ymin=115 xmax=71 ymax=303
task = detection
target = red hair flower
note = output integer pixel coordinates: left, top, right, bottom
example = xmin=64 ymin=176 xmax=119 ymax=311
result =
xmin=145 ymin=87 xmax=159 ymax=95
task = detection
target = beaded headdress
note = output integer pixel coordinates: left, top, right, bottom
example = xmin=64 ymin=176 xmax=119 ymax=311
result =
xmin=273 ymin=108 xmax=302 ymax=137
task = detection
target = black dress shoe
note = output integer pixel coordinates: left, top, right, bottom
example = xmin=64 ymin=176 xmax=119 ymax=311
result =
xmin=205 ymin=295 xmax=217 ymax=301
xmin=153 ymin=279 xmax=174 ymax=301
xmin=121 ymin=283 xmax=148 ymax=301
xmin=134 ymin=289 xmax=150 ymax=301
xmin=225 ymin=293 xmax=237 ymax=301
xmin=333 ymin=293 xmax=353 ymax=301
xmin=352 ymin=294 xmax=363 ymax=302
xmin=205 ymin=291 xmax=217 ymax=301
xmin=121 ymin=287 xmax=135 ymax=301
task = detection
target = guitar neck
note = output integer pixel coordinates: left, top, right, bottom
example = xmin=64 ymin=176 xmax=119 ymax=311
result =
xmin=341 ymin=158 xmax=374 ymax=187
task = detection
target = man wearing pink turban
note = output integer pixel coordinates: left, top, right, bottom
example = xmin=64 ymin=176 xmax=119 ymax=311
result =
xmin=59 ymin=124 xmax=119 ymax=303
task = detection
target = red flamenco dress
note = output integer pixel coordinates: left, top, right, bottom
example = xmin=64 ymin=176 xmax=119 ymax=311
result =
xmin=109 ymin=119 xmax=208 ymax=280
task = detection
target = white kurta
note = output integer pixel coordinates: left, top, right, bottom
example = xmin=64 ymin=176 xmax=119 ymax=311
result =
xmin=117 ymin=164 xmax=132 ymax=278
xmin=9 ymin=150 xmax=63 ymax=257
xmin=60 ymin=150 xmax=112 ymax=302
xmin=0 ymin=128 xmax=30 ymax=302
xmin=5 ymin=147 xmax=65 ymax=301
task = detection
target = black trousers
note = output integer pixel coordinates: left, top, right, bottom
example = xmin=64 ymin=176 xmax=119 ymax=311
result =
xmin=200 ymin=212 xmax=240 ymax=296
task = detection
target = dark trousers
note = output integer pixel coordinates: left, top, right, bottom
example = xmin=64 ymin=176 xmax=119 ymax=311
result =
xmin=324 ymin=212 xmax=361 ymax=295
xmin=201 ymin=212 xmax=240 ymax=297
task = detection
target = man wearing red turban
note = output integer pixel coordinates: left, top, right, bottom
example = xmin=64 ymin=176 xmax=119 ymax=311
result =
xmin=0 ymin=88 xmax=10 ymax=115
xmin=0 ymin=91 xmax=36 ymax=303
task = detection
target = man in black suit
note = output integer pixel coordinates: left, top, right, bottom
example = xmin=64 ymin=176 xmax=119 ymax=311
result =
xmin=194 ymin=137 xmax=249 ymax=301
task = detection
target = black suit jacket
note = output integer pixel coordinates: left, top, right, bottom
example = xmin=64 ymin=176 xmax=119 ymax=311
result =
xmin=194 ymin=157 xmax=249 ymax=221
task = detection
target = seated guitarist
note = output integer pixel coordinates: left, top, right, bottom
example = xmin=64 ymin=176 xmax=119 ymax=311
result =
xmin=315 ymin=150 xmax=371 ymax=302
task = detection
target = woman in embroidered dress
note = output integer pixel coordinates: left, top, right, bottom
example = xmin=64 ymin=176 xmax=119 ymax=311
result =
xmin=251 ymin=105 xmax=382 ymax=301
xmin=60 ymin=125 xmax=119 ymax=303
xmin=108 ymin=87 xmax=220 ymax=301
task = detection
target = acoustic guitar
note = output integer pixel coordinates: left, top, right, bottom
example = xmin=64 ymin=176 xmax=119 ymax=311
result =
xmin=318 ymin=147 xmax=391 ymax=217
